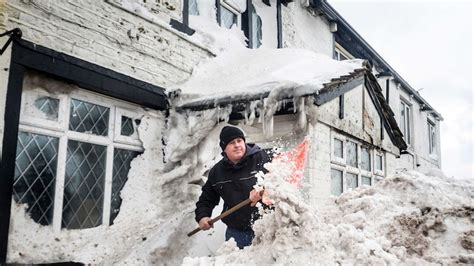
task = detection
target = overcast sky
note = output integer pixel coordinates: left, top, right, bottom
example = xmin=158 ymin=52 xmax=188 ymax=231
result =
xmin=328 ymin=0 xmax=472 ymax=179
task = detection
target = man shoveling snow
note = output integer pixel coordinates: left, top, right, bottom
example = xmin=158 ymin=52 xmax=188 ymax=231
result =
xmin=193 ymin=126 xmax=271 ymax=249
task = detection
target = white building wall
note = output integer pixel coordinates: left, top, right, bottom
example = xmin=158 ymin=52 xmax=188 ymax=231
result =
xmin=0 ymin=0 xmax=215 ymax=159
xmin=307 ymin=121 xmax=332 ymax=206
xmin=281 ymin=2 xmax=333 ymax=57
xmin=391 ymin=80 xmax=442 ymax=173
xmin=0 ymin=0 xmax=213 ymax=89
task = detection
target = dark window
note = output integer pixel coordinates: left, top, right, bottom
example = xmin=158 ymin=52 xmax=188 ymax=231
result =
xmin=62 ymin=140 xmax=107 ymax=229
xmin=13 ymin=132 xmax=59 ymax=225
xmin=110 ymin=149 xmax=141 ymax=224
xmin=69 ymin=99 xmax=110 ymax=136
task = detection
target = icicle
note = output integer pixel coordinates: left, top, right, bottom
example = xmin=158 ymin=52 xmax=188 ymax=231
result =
xmin=262 ymin=98 xmax=274 ymax=138
xmin=296 ymin=97 xmax=307 ymax=132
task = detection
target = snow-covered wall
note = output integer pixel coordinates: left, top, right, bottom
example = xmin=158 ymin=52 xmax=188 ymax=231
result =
xmin=0 ymin=0 xmax=213 ymax=88
xmin=282 ymin=2 xmax=333 ymax=57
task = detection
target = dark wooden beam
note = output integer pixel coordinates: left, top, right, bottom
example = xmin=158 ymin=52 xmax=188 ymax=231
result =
xmin=216 ymin=0 xmax=221 ymax=26
xmin=182 ymin=0 xmax=189 ymax=26
xmin=339 ymin=94 xmax=344 ymax=119
xmin=0 ymin=61 xmax=25 ymax=262
xmin=170 ymin=19 xmax=195 ymax=35
xmin=14 ymin=40 xmax=168 ymax=110
xmin=277 ymin=0 xmax=283 ymax=48
xmin=314 ymin=75 xmax=364 ymax=106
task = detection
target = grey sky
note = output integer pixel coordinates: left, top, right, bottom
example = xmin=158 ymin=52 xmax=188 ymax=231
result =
xmin=328 ymin=0 xmax=473 ymax=178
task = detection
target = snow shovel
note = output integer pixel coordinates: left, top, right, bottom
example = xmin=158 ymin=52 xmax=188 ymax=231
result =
xmin=187 ymin=198 xmax=252 ymax=237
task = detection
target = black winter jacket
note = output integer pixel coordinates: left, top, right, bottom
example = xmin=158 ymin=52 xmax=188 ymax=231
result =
xmin=195 ymin=144 xmax=271 ymax=230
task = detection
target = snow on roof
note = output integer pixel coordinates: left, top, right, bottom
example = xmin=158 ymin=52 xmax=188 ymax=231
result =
xmin=173 ymin=48 xmax=366 ymax=108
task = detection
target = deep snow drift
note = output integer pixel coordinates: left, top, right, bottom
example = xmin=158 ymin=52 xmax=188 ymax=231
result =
xmin=183 ymin=164 xmax=473 ymax=265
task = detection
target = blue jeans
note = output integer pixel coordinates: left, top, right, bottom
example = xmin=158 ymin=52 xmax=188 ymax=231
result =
xmin=225 ymin=227 xmax=255 ymax=249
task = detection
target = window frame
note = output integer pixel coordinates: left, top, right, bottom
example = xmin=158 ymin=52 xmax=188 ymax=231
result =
xmin=218 ymin=0 xmax=242 ymax=29
xmin=374 ymin=151 xmax=385 ymax=176
xmin=17 ymin=87 xmax=144 ymax=232
xmin=331 ymin=133 xmax=346 ymax=166
xmin=400 ymin=99 xmax=412 ymax=146
xmin=329 ymin=130 xmax=382 ymax=195
xmin=428 ymin=119 xmax=437 ymax=157
xmin=334 ymin=43 xmax=354 ymax=61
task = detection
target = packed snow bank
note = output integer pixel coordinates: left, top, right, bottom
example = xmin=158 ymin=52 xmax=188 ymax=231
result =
xmin=183 ymin=166 xmax=474 ymax=265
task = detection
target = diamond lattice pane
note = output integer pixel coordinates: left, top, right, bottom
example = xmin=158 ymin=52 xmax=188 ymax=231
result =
xmin=189 ymin=0 xmax=199 ymax=15
xmin=121 ymin=116 xmax=135 ymax=137
xmin=62 ymin=140 xmax=106 ymax=229
xmin=34 ymin=96 xmax=59 ymax=120
xmin=69 ymin=99 xmax=109 ymax=136
xmin=110 ymin=148 xmax=140 ymax=224
xmin=13 ymin=132 xmax=58 ymax=225
xmin=221 ymin=6 xmax=236 ymax=29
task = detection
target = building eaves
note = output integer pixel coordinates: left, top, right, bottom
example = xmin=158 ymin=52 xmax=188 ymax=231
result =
xmin=175 ymin=67 xmax=367 ymax=112
xmin=309 ymin=0 xmax=443 ymax=121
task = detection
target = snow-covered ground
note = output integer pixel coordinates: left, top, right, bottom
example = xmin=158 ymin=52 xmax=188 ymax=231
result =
xmin=183 ymin=165 xmax=474 ymax=265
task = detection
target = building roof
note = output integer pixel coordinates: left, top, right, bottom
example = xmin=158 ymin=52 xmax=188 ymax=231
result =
xmin=310 ymin=0 xmax=443 ymax=121
xmin=174 ymin=48 xmax=407 ymax=152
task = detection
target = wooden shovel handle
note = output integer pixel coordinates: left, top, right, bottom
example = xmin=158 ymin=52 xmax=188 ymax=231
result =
xmin=187 ymin=198 xmax=252 ymax=237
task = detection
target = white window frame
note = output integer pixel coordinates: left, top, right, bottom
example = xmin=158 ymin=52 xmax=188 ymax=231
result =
xmin=360 ymin=145 xmax=373 ymax=176
xmin=428 ymin=119 xmax=437 ymax=157
xmin=18 ymin=87 xmax=144 ymax=233
xmin=330 ymin=166 xmax=344 ymax=196
xmin=334 ymin=43 xmax=354 ymax=61
xmin=331 ymin=133 xmax=345 ymax=166
xmin=114 ymin=107 xmax=143 ymax=146
xmin=20 ymin=90 xmax=68 ymax=132
xmin=329 ymin=130 xmax=384 ymax=195
xmin=219 ymin=0 xmax=242 ymax=28
xmin=400 ymin=99 xmax=412 ymax=146
xmin=374 ymin=151 xmax=385 ymax=176
xmin=345 ymin=139 xmax=359 ymax=172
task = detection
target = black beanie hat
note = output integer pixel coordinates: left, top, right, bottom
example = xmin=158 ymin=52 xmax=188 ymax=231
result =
xmin=219 ymin=126 xmax=245 ymax=150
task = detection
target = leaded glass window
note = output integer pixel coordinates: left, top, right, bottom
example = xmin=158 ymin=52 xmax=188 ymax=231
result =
xmin=62 ymin=140 xmax=107 ymax=229
xmin=221 ymin=5 xmax=237 ymax=29
xmin=331 ymin=169 xmax=343 ymax=196
xmin=69 ymin=99 xmax=109 ymax=136
xmin=34 ymin=96 xmax=59 ymax=120
xmin=189 ymin=0 xmax=199 ymax=15
xmin=13 ymin=132 xmax=59 ymax=225
xmin=345 ymin=173 xmax=358 ymax=190
xmin=15 ymin=72 xmax=144 ymax=231
xmin=110 ymin=148 xmax=141 ymax=224
xmin=121 ymin=116 xmax=135 ymax=136
xmin=250 ymin=5 xmax=262 ymax=48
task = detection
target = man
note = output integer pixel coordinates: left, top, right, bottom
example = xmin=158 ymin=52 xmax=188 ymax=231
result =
xmin=194 ymin=126 xmax=271 ymax=249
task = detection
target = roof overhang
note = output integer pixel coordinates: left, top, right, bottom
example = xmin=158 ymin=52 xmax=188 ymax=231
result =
xmin=309 ymin=0 xmax=443 ymax=121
